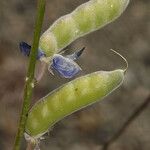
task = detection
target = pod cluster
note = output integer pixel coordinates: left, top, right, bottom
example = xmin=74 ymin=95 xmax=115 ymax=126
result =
xmin=25 ymin=0 xmax=129 ymax=142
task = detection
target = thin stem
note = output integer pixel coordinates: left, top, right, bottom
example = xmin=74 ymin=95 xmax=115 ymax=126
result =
xmin=13 ymin=0 xmax=45 ymax=150
xmin=102 ymin=95 xmax=150 ymax=150
xmin=26 ymin=142 xmax=36 ymax=150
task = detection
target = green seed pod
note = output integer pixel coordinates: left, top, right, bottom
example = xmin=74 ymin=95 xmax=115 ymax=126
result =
xmin=25 ymin=50 xmax=128 ymax=140
xmin=39 ymin=0 xmax=129 ymax=57
xmin=25 ymin=70 xmax=124 ymax=138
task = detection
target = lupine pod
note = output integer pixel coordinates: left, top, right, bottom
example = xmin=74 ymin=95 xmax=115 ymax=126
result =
xmin=25 ymin=69 xmax=124 ymax=138
xmin=39 ymin=0 xmax=129 ymax=57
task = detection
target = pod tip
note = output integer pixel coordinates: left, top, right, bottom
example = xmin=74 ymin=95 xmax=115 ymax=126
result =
xmin=110 ymin=49 xmax=128 ymax=73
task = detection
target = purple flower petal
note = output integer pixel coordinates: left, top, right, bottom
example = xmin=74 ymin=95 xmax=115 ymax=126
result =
xmin=66 ymin=47 xmax=85 ymax=60
xmin=50 ymin=54 xmax=81 ymax=78
xmin=19 ymin=42 xmax=31 ymax=57
xmin=19 ymin=42 xmax=46 ymax=59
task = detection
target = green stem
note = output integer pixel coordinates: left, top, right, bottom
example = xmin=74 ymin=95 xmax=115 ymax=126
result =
xmin=13 ymin=0 xmax=45 ymax=150
xmin=26 ymin=141 xmax=36 ymax=150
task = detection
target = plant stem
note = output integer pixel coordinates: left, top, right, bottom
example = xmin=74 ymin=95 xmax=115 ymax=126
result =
xmin=26 ymin=141 xmax=36 ymax=150
xmin=13 ymin=0 xmax=45 ymax=150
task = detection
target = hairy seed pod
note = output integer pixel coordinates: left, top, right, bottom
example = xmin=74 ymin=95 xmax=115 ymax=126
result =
xmin=25 ymin=69 xmax=125 ymax=138
xmin=39 ymin=0 xmax=129 ymax=56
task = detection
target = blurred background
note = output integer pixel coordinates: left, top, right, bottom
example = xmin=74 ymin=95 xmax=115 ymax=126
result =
xmin=0 ymin=0 xmax=150 ymax=149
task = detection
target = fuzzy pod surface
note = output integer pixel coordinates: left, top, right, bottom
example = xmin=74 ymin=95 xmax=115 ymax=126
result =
xmin=25 ymin=69 xmax=124 ymax=138
xmin=39 ymin=0 xmax=129 ymax=57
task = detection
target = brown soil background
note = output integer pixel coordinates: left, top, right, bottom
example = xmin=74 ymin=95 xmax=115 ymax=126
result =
xmin=0 ymin=0 xmax=150 ymax=150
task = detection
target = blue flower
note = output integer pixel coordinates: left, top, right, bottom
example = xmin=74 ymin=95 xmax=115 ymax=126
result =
xmin=19 ymin=42 xmax=46 ymax=59
xmin=50 ymin=47 xmax=85 ymax=78
xmin=19 ymin=41 xmax=84 ymax=79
